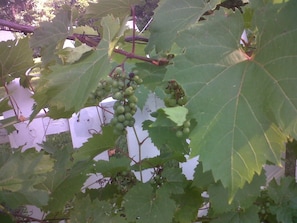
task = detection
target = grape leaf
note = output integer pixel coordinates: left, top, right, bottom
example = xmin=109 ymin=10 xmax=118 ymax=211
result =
xmin=268 ymin=177 xmax=297 ymax=223
xmin=146 ymin=0 xmax=220 ymax=53
xmin=32 ymin=15 xmax=118 ymax=118
xmin=161 ymin=168 xmax=187 ymax=194
xmin=0 ymin=38 xmax=34 ymax=85
xmin=124 ymin=183 xmax=176 ymax=223
xmin=70 ymin=196 xmax=126 ymax=223
xmin=143 ymin=120 xmax=190 ymax=155
xmin=173 ymin=185 xmax=204 ymax=223
xmin=208 ymin=171 xmax=266 ymax=214
xmin=73 ymin=125 xmax=117 ymax=162
xmin=85 ymin=0 xmax=144 ymax=20
xmin=165 ymin=1 xmax=296 ymax=198
xmin=161 ymin=107 xmax=188 ymax=126
xmin=0 ymin=148 xmax=53 ymax=207
xmin=30 ymin=8 xmax=71 ymax=66
xmin=59 ymin=44 xmax=93 ymax=64
xmin=210 ymin=205 xmax=260 ymax=223
xmin=45 ymin=159 xmax=93 ymax=212
xmin=94 ymin=156 xmax=131 ymax=177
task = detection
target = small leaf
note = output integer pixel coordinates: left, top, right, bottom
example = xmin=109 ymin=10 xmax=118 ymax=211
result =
xmin=30 ymin=8 xmax=71 ymax=66
xmin=162 ymin=107 xmax=188 ymax=126
xmin=143 ymin=120 xmax=190 ymax=155
xmin=73 ymin=125 xmax=117 ymax=162
xmin=59 ymin=44 xmax=93 ymax=64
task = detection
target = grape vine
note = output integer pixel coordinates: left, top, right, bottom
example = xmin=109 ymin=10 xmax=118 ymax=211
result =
xmin=0 ymin=0 xmax=297 ymax=223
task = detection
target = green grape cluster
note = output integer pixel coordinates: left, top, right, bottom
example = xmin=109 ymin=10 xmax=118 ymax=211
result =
xmin=164 ymin=80 xmax=187 ymax=107
xmin=256 ymin=189 xmax=275 ymax=222
xmin=175 ymin=120 xmax=191 ymax=138
xmin=111 ymin=171 xmax=137 ymax=193
xmin=110 ymin=68 xmax=143 ymax=135
xmin=86 ymin=78 xmax=112 ymax=106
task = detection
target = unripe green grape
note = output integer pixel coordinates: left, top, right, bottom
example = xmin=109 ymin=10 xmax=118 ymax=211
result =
xmin=124 ymin=105 xmax=131 ymax=113
xmin=113 ymin=92 xmax=123 ymax=100
xmin=115 ymin=122 xmax=124 ymax=130
xmin=106 ymin=76 xmax=113 ymax=85
xmin=123 ymin=120 xmax=130 ymax=127
xmin=135 ymin=77 xmax=143 ymax=85
xmin=118 ymin=80 xmax=125 ymax=88
xmin=129 ymin=102 xmax=137 ymax=110
xmin=112 ymin=80 xmax=119 ymax=88
xmin=176 ymin=130 xmax=183 ymax=138
xmin=128 ymin=119 xmax=135 ymax=127
xmin=124 ymin=86 xmax=134 ymax=96
xmin=117 ymin=114 xmax=125 ymax=122
xmin=114 ymin=67 xmax=122 ymax=75
xmin=111 ymin=117 xmax=118 ymax=125
xmin=116 ymin=105 xmax=125 ymax=114
xmin=184 ymin=120 xmax=191 ymax=128
xmin=125 ymin=113 xmax=133 ymax=120
xmin=129 ymin=95 xmax=138 ymax=103
xmin=183 ymin=127 xmax=190 ymax=134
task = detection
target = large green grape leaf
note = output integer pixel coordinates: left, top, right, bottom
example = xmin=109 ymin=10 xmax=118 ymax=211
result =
xmin=32 ymin=16 xmax=117 ymax=118
xmin=124 ymin=183 xmax=176 ymax=223
xmin=30 ymin=7 xmax=71 ymax=66
xmin=146 ymin=0 xmax=220 ymax=53
xmin=0 ymin=38 xmax=34 ymax=85
xmin=165 ymin=1 xmax=297 ymax=198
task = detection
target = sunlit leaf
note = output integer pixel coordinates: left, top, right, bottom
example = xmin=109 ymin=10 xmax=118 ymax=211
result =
xmin=166 ymin=1 xmax=296 ymax=197
xmin=146 ymin=0 xmax=220 ymax=53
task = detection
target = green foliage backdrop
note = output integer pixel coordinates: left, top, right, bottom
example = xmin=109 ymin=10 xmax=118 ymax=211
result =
xmin=0 ymin=0 xmax=297 ymax=222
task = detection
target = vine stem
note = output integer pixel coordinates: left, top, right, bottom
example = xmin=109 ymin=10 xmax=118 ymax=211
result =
xmin=131 ymin=5 xmax=136 ymax=54
xmin=132 ymin=125 xmax=143 ymax=182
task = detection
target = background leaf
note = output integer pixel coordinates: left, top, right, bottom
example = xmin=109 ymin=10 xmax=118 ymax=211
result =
xmin=0 ymin=38 xmax=34 ymax=85
xmin=124 ymin=183 xmax=176 ymax=223
xmin=30 ymin=8 xmax=71 ymax=66
xmin=0 ymin=148 xmax=54 ymax=207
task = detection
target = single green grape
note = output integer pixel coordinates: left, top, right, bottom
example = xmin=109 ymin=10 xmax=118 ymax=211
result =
xmin=113 ymin=92 xmax=123 ymax=100
xmin=117 ymin=114 xmax=126 ymax=122
xmin=183 ymin=127 xmax=190 ymax=134
xmin=124 ymin=86 xmax=134 ymax=96
xmin=115 ymin=122 xmax=125 ymax=130
xmin=116 ymin=105 xmax=125 ymax=114
xmin=176 ymin=130 xmax=183 ymax=138
xmin=184 ymin=120 xmax=191 ymax=128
